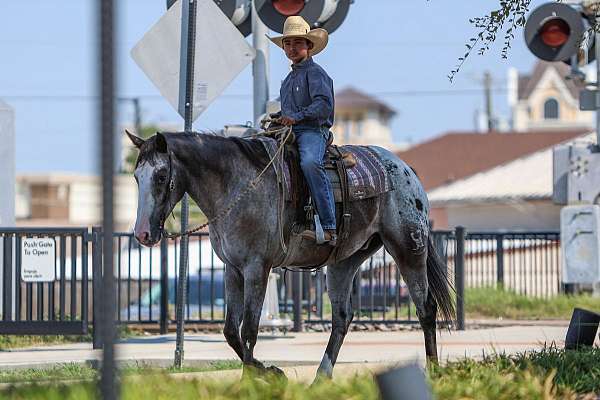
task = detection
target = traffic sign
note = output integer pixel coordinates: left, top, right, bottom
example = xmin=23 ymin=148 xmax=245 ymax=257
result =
xmin=131 ymin=0 xmax=255 ymax=121
xmin=21 ymin=238 xmax=56 ymax=282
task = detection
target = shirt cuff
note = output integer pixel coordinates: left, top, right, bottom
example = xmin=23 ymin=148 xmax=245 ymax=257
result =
xmin=289 ymin=110 xmax=305 ymax=122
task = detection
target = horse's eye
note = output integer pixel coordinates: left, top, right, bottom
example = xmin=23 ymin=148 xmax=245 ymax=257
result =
xmin=157 ymin=174 xmax=167 ymax=184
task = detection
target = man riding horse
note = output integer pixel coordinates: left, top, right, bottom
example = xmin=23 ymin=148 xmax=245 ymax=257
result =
xmin=270 ymin=16 xmax=337 ymax=246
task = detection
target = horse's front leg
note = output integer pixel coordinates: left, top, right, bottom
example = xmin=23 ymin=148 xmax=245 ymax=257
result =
xmin=223 ymin=264 xmax=245 ymax=360
xmin=240 ymin=261 xmax=285 ymax=377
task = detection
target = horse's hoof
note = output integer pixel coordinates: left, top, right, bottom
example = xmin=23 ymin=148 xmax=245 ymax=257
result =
xmin=311 ymin=372 xmax=332 ymax=387
xmin=242 ymin=364 xmax=263 ymax=379
xmin=266 ymin=365 xmax=287 ymax=381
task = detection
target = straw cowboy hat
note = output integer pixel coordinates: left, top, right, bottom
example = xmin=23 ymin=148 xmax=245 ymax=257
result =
xmin=268 ymin=16 xmax=328 ymax=56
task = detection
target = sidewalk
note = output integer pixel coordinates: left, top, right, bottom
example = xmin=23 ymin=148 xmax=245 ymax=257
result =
xmin=0 ymin=325 xmax=582 ymax=371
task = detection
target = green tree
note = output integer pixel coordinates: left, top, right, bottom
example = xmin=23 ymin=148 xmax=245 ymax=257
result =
xmin=450 ymin=0 xmax=531 ymax=81
xmin=449 ymin=0 xmax=594 ymax=81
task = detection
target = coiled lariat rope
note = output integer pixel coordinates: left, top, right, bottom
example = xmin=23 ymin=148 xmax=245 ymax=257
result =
xmin=162 ymin=123 xmax=294 ymax=240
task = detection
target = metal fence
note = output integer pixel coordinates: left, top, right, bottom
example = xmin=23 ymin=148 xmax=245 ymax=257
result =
xmin=0 ymin=227 xmax=564 ymax=335
xmin=0 ymin=228 xmax=95 ymax=335
xmin=462 ymin=231 xmax=562 ymax=298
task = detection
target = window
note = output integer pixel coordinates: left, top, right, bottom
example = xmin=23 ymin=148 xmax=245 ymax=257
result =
xmin=543 ymin=98 xmax=559 ymax=119
xmin=356 ymin=119 xmax=363 ymax=137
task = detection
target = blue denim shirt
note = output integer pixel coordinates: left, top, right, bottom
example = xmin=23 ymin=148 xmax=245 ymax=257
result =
xmin=280 ymin=57 xmax=335 ymax=128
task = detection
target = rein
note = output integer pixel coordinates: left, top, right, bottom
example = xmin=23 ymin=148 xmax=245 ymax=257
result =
xmin=161 ymin=124 xmax=293 ymax=240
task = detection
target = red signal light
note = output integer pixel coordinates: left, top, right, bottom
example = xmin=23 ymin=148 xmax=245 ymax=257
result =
xmin=540 ymin=18 xmax=570 ymax=47
xmin=272 ymin=0 xmax=305 ymax=16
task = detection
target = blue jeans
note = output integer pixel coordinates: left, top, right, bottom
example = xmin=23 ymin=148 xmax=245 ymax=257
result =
xmin=294 ymin=125 xmax=336 ymax=231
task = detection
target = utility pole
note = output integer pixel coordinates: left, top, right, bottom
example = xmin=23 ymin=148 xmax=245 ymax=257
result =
xmin=252 ymin=0 xmax=270 ymax=126
xmin=595 ymin=13 xmax=600 ymax=151
xmin=484 ymin=71 xmax=494 ymax=132
xmin=132 ymin=97 xmax=142 ymax=135
xmin=594 ymin=12 xmax=600 ymax=296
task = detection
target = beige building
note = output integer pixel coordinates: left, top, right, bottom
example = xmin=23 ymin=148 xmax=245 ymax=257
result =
xmin=509 ymin=61 xmax=593 ymax=131
xmin=16 ymin=173 xmax=137 ymax=231
xmin=331 ymin=87 xmax=404 ymax=149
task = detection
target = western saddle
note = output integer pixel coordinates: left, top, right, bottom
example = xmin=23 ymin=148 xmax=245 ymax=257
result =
xmin=259 ymin=117 xmax=354 ymax=262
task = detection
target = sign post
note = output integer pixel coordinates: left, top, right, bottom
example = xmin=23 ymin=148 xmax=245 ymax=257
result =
xmin=98 ymin=0 xmax=118 ymax=398
xmin=132 ymin=0 xmax=254 ymax=368
xmin=173 ymin=0 xmax=197 ymax=370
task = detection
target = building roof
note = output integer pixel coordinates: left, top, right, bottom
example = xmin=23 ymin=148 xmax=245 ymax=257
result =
xmin=335 ymin=87 xmax=396 ymax=117
xmin=396 ymin=128 xmax=589 ymax=191
xmin=518 ymin=61 xmax=580 ymax=100
xmin=428 ymin=132 xmax=596 ymax=205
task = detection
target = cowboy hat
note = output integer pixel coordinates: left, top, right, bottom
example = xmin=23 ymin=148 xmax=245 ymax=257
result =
xmin=267 ymin=16 xmax=328 ymax=56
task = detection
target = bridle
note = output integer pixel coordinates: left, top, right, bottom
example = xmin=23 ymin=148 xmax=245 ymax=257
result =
xmin=158 ymin=124 xmax=293 ymax=240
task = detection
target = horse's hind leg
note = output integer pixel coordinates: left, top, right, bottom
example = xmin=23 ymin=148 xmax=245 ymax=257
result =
xmin=223 ymin=264 xmax=244 ymax=360
xmin=316 ymin=238 xmax=382 ymax=381
xmin=382 ymin=232 xmax=439 ymax=364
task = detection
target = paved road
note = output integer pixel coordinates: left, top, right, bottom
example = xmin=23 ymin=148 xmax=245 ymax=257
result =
xmin=1 ymin=324 xmax=589 ymax=371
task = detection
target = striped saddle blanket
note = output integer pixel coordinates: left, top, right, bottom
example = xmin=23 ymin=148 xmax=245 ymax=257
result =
xmin=259 ymin=137 xmax=393 ymax=202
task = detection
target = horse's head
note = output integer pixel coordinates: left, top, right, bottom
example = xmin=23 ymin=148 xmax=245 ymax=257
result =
xmin=126 ymin=130 xmax=186 ymax=247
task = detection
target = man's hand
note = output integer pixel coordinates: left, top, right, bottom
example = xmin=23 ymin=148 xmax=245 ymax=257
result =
xmin=279 ymin=116 xmax=296 ymax=126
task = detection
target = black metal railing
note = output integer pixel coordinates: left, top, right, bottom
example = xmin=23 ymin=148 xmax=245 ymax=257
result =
xmin=0 ymin=227 xmax=563 ymax=335
xmin=461 ymin=231 xmax=561 ymax=298
xmin=0 ymin=227 xmax=93 ymax=335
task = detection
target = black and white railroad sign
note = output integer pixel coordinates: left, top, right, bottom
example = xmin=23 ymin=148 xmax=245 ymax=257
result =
xmin=21 ymin=238 xmax=56 ymax=282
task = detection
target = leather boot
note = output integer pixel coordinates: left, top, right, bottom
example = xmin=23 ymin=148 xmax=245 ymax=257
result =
xmin=300 ymin=229 xmax=337 ymax=246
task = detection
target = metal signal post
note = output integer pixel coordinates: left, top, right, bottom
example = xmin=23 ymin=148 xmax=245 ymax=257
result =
xmin=174 ymin=0 xmax=198 ymax=369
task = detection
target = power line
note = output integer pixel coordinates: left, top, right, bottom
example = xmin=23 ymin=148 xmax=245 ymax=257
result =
xmin=3 ymin=87 xmax=512 ymax=102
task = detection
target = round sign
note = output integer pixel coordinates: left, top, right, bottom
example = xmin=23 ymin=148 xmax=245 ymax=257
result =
xmin=524 ymin=3 xmax=584 ymax=62
xmin=255 ymin=0 xmax=326 ymax=34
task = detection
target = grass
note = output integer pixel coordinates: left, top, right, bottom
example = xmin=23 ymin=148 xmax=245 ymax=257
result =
xmin=0 ymin=335 xmax=91 ymax=351
xmin=430 ymin=345 xmax=600 ymax=399
xmin=0 ymin=325 xmax=141 ymax=352
xmin=465 ymin=287 xmax=600 ymax=320
xmin=0 ymin=347 xmax=598 ymax=399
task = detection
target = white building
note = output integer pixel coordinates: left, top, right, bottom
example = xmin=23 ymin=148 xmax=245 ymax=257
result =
xmin=428 ymin=132 xmax=596 ymax=231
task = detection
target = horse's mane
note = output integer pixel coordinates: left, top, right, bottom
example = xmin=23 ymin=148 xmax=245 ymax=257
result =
xmin=142 ymin=131 xmax=270 ymax=171
xmin=227 ymin=136 xmax=270 ymax=170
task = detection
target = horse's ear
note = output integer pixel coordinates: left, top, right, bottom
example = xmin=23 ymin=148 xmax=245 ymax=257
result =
xmin=125 ymin=129 xmax=145 ymax=149
xmin=155 ymin=132 xmax=168 ymax=153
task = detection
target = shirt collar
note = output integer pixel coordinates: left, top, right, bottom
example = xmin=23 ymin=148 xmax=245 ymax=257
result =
xmin=291 ymin=57 xmax=313 ymax=70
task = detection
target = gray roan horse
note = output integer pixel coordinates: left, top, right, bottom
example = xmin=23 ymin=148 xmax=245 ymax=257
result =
xmin=127 ymin=130 xmax=454 ymax=380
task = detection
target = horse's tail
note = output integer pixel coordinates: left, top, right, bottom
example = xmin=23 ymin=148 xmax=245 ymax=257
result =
xmin=426 ymin=234 xmax=456 ymax=328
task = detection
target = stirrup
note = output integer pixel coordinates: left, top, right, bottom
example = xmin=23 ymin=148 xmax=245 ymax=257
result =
xmin=314 ymin=214 xmax=326 ymax=244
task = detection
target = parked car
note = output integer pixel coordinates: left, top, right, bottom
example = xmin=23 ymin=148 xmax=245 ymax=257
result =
xmin=119 ymin=271 xmax=225 ymax=321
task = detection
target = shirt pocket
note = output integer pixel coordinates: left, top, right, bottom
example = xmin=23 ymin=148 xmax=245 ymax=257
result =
xmin=291 ymin=74 xmax=307 ymax=108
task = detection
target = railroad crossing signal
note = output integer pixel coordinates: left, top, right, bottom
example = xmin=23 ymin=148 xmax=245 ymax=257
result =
xmin=168 ymin=0 xmax=252 ymax=36
xmin=524 ymin=2 xmax=596 ymax=64
xmin=255 ymin=0 xmax=351 ymax=34
xmin=168 ymin=0 xmax=352 ymax=36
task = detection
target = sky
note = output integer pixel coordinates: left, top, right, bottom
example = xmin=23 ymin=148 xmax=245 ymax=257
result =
xmin=0 ymin=0 xmax=555 ymax=174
